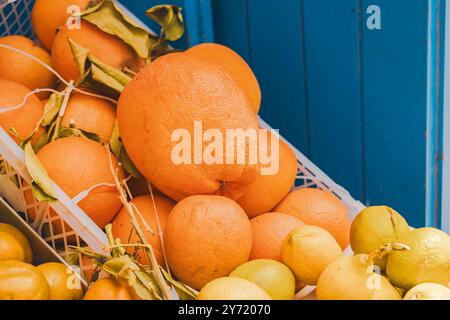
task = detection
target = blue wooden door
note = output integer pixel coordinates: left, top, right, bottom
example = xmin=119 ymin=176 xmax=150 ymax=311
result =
xmin=121 ymin=0 xmax=447 ymax=230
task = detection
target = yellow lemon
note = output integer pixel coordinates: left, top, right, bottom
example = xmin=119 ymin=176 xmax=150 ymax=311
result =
xmin=404 ymin=283 xmax=450 ymax=300
xmin=0 ymin=224 xmax=33 ymax=263
xmin=230 ymin=259 xmax=296 ymax=300
xmin=316 ymin=254 xmax=401 ymax=300
xmin=281 ymin=225 xmax=342 ymax=285
xmin=0 ymin=260 xmax=50 ymax=300
xmin=198 ymin=277 xmax=271 ymax=300
xmin=37 ymin=262 xmax=83 ymax=300
xmin=350 ymin=206 xmax=410 ymax=270
xmin=386 ymin=228 xmax=450 ymax=289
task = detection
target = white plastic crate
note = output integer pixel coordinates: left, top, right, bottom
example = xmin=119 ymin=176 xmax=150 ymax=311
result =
xmin=0 ymin=0 xmax=365 ymax=295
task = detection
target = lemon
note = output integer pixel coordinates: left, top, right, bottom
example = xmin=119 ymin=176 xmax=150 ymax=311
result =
xmin=0 ymin=232 xmax=25 ymax=262
xmin=37 ymin=262 xmax=83 ymax=300
xmin=281 ymin=225 xmax=342 ymax=285
xmin=350 ymin=206 xmax=410 ymax=270
xmin=198 ymin=277 xmax=271 ymax=300
xmin=404 ymin=283 xmax=450 ymax=300
xmin=230 ymin=259 xmax=295 ymax=300
xmin=0 ymin=260 xmax=50 ymax=300
xmin=386 ymin=228 xmax=450 ymax=289
xmin=0 ymin=224 xmax=32 ymax=263
xmin=316 ymin=254 xmax=401 ymax=300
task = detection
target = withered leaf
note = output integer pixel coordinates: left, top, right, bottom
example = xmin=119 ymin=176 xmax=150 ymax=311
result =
xmin=146 ymin=5 xmax=184 ymax=41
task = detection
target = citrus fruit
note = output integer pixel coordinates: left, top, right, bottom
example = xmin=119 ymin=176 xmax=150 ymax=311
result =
xmin=0 ymin=224 xmax=32 ymax=263
xmin=112 ymin=194 xmax=175 ymax=266
xmin=237 ymin=137 xmax=298 ymax=218
xmin=386 ymin=228 xmax=450 ymax=289
xmin=52 ymin=20 xmax=145 ymax=82
xmin=0 ymin=36 xmax=56 ymax=99
xmin=37 ymin=262 xmax=83 ymax=300
xmin=188 ymin=43 xmax=261 ymax=113
xmin=350 ymin=206 xmax=410 ymax=270
xmin=60 ymin=93 xmax=116 ymax=143
xmin=0 ymin=232 xmax=25 ymax=262
xmin=84 ymin=278 xmax=137 ymax=300
xmin=316 ymin=254 xmax=402 ymax=300
xmin=0 ymin=260 xmax=50 ymax=300
xmin=404 ymin=283 xmax=450 ymax=300
xmin=275 ymin=188 xmax=351 ymax=249
xmin=282 ymin=225 xmax=342 ymax=285
xmin=198 ymin=277 xmax=271 ymax=300
xmin=164 ymin=195 xmax=252 ymax=290
xmin=117 ymin=51 xmax=260 ymax=201
xmin=0 ymin=79 xmax=44 ymax=144
xmin=37 ymin=137 xmax=123 ymax=230
xmin=249 ymin=212 xmax=304 ymax=261
xmin=32 ymin=0 xmax=92 ymax=50
xmin=230 ymin=259 xmax=295 ymax=300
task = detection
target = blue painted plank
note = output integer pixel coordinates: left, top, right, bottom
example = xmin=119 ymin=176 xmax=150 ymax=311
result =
xmin=361 ymin=0 xmax=429 ymax=227
xmin=302 ymin=0 xmax=364 ymax=201
xmin=211 ymin=0 xmax=251 ymax=61
xmin=183 ymin=0 xmax=214 ymax=45
xmin=246 ymin=0 xmax=309 ymax=152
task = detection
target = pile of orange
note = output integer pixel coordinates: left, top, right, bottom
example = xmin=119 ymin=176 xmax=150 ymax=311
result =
xmin=0 ymin=0 xmax=354 ymax=301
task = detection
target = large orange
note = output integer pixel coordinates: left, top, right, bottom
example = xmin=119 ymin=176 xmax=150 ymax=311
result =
xmin=118 ymin=52 xmax=260 ymax=201
xmin=61 ymin=93 xmax=116 ymax=142
xmin=52 ymin=21 xmax=145 ymax=82
xmin=237 ymin=136 xmax=297 ymax=218
xmin=0 ymin=36 xmax=56 ymax=99
xmin=84 ymin=278 xmax=137 ymax=300
xmin=188 ymin=43 xmax=261 ymax=114
xmin=112 ymin=195 xmax=175 ymax=267
xmin=164 ymin=195 xmax=252 ymax=290
xmin=37 ymin=137 xmax=123 ymax=230
xmin=275 ymin=188 xmax=351 ymax=249
xmin=250 ymin=212 xmax=304 ymax=262
xmin=32 ymin=0 xmax=92 ymax=51
xmin=0 ymin=79 xmax=44 ymax=144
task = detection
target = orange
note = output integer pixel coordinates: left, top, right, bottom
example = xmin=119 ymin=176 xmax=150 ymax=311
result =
xmin=112 ymin=195 xmax=175 ymax=266
xmin=0 ymin=79 xmax=44 ymax=144
xmin=250 ymin=212 xmax=304 ymax=262
xmin=32 ymin=0 xmax=92 ymax=51
xmin=164 ymin=195 xmax=252 ymax=290
xmin=0 ymin=260 xmax=50 ymax=300
xmin=37 ymin=262 xmax=83 ymax=300
xmin=118 ymin=52 xmax=260 ymax=201
xmin=188 ymin=43 xmax=261 ymax=113
xmin=275 ymin=188 xmax=351 ymax=249
xmin=61 ymin=93 xmax=116 ymax=142
xmin=0 ymin=36 xmax=56 ymax=99
xmin=0 ymin=232 xmax=25 ymax=262
xmin=51 ymin=21 xmax=145 ymax=82
xmin=37 ymin=137 xmax=123 ymax=231
xmin=237 ymin=137 xmax=298 ymax=218
xmin=0 ymin=224 xmax=33 ymax=263
xmin=84 ymin=278 xmax=137 ymax=300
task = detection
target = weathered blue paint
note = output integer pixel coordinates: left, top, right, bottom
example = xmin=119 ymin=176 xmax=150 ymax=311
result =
xmin=120 ymin=0 xmax=448 ymax=229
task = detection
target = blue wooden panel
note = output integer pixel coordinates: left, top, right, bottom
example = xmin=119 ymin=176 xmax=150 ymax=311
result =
xmin=302 ymin=0 xmax=364 ymax=201
xmin=211 ymin=0 xmax=251 ymax=61
xmin=246 ymin=0 xmax=309 ymax=151
xmin=183 ymin=0 xmax=214 ymax=45
xmin=361 ymin=0 xmax=429 ymax=228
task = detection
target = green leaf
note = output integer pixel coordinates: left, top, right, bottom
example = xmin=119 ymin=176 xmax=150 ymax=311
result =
xmin=160 ymin=268 xmax=198 ymax=300
xmin=33 ymin=133 xmax=49 ymax=154
xmin=109 ymin=118 xmax=123 ymax=158
xmin=145 ymin=5 xmax=184 ymax=41
xmin=59 ymin=127 xmax=101 ymax=143
xmin=81 ymin=0 xmax=152 ymax=58
xmin=8 ymin=128 xmax=24 ymax=142
xmin=133 ymin=270 xmax=162 ymax=300
xmin=42 ymin=93 xmax=64 ymax=126
xmin=68 ymin=38 xmax=90 ymax=82
xmin=120 ymin=148 xmax=141 ymax=178
xmin=24 ymin=143 xmax=57 ymax=202
xmin=32 ymin=182 xmax=57 ymax=202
